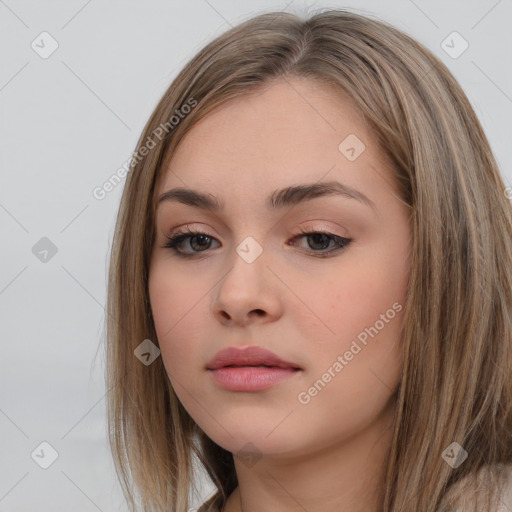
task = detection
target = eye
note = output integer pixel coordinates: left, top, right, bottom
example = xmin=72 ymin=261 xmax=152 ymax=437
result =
xmin=288 ymin=226 xmax=352 ymax=257
xmin=163 ymin=226 xmax=218 ymax=256
xmin=162 ymin=225 xmax=352 ymax=258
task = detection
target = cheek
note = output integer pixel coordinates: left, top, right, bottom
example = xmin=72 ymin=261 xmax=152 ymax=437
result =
xmin=290 ymin=249 xmax=407 ymax=393
xmin=327 ymin=241 xmax=409 ymax=334
xmin=295 ymin=267 xmax=404 ymax=429
xmin=148 ymin=264 xmax=207 ymax=377
xmin=149 ymin=258 xmax=211 ymax=337
xmin=291 ymin=261 xmax=405 ymax=346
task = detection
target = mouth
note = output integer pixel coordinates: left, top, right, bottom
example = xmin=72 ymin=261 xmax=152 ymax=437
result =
xmin=205 ymin=345 xmax=302 ymax=373
xmin=208 ymin=365 xmax=301 ymax=392
xmin=222 ymin=364 xmax=286 ymax=368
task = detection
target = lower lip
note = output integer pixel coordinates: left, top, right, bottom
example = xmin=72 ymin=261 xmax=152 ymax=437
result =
xmin=209 ymin=366 xmax=301 ymax=391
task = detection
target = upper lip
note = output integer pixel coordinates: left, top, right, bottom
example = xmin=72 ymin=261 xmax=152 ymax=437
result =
xmin=206 ymin=346 xmax=301 ymax=370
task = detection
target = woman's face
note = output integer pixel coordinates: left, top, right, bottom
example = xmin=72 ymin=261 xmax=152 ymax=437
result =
xmin=149 ymin=77 xmax=411 ymax=460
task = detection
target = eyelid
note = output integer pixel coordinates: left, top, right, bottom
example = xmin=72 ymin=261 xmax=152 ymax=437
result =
xmin=166 ymin=222 xmax=348 ymax=241
xmin=168 ymin=223 xmax=216 ymax=237
xmin=295 ymin=222 xmax=346 ymax=237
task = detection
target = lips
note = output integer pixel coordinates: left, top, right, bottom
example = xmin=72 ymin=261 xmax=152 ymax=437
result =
xmin=206 ymin=346 xmax=301 ymax=371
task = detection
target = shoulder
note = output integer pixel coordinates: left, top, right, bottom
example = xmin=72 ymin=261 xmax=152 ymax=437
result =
xmin=442 ymin=463 xmax=512 ymax=512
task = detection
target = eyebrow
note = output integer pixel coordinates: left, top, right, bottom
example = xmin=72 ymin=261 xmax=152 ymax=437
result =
xmin=157 ymin=180 xmax=376 ymax=212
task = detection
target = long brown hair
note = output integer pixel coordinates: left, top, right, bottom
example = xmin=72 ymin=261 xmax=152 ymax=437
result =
xmin=104 ymin=8 xmax=512 ymax=512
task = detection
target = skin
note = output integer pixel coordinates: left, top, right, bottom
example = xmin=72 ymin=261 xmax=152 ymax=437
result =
xmin=148 ymin=77 xmax=412 ymax=512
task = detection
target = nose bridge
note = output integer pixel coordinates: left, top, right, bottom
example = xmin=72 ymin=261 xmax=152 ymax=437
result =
xmin=221 ymin=235 xmax=267 ymax=294
xmin=211 ymin=234 xmax=277 ymax=322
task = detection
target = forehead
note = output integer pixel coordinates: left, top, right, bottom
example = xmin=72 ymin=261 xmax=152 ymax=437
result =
xmin=157 ymin=78 xmax=393 ymax=207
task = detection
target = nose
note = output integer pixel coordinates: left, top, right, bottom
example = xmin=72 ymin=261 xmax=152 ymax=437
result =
xmin=211 ymin=244 xmax=284 ymax=327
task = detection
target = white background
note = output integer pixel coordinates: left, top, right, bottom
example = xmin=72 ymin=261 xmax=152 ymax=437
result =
xmin=1 ymin=0 xmax=511 ymax=510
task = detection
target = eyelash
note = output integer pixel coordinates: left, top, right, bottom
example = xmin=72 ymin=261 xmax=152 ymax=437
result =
xmin=162 ymin=225 xmax=352 ymax=259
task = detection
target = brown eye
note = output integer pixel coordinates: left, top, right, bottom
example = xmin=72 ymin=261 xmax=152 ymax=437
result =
xmin=163 ymin=229 xmax=219 ymax=256
xmin=306 ymin=233 xmax=332 ymax=250
xmin=289 ymin=229 xmax=352 ymax=257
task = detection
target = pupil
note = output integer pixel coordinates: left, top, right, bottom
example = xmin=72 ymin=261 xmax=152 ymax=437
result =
xmin=191 ymin=234 xmax=210 ymax=251
xmin=309 ymin=233 xmax=329 ymax=250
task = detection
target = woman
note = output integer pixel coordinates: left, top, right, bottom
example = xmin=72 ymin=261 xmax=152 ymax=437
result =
xmin=104 ymin=8 xmax=512 ymax=512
